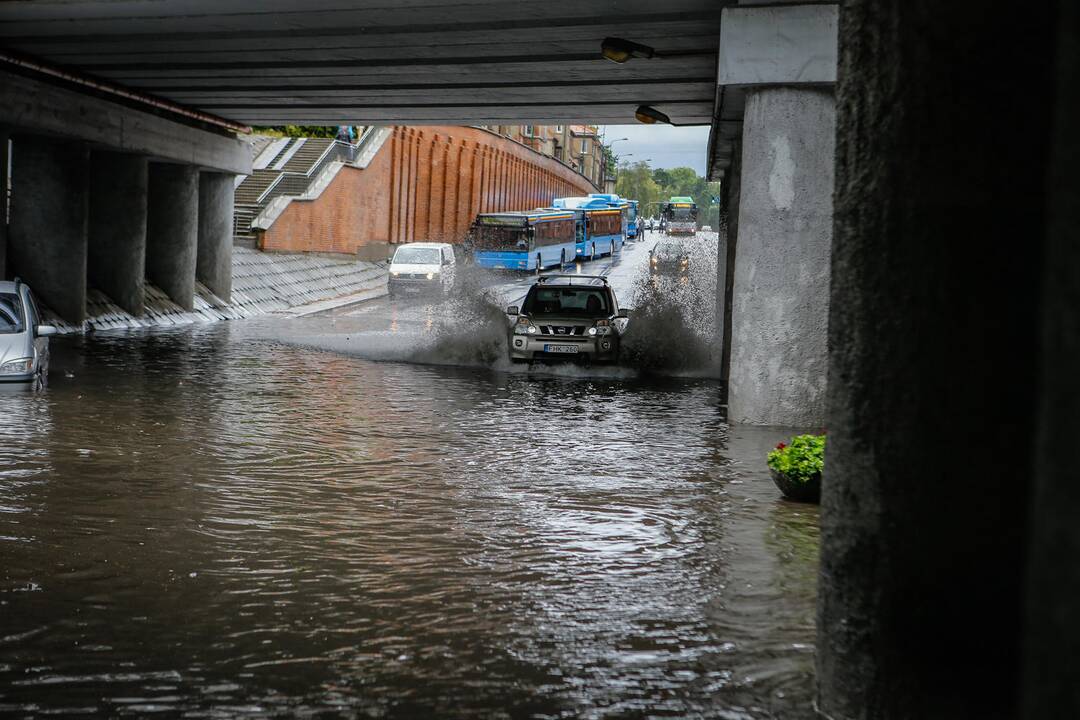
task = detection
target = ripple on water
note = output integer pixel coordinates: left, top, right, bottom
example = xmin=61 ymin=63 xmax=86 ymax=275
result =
xmin=0 ymin=326 xmax=819 ymax=718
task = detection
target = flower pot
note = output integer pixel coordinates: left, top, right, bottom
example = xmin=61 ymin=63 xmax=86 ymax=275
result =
xmin=769 ymin=467 xmax=821 ymax=503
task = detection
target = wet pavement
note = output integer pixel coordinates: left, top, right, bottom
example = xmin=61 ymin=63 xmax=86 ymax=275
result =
xmin=0 ymin=234 xmax=820 ymax=718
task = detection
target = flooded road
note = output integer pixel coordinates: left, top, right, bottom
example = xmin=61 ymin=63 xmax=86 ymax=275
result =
xmin=0 ymin=236 xmax=819 ymax=718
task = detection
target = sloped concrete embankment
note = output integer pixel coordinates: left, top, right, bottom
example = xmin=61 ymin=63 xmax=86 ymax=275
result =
xmin=47 ymin=247 xmax=386 ymax=332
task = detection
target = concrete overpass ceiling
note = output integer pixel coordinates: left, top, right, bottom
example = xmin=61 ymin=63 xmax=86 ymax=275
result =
xmin=0 ymin=0 xmax=725 ymax=126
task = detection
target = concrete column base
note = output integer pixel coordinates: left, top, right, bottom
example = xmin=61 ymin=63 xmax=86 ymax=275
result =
xmin=8 ymin=136 xmax=89 ymax=323
xmin=88 ymin=152 xmax=148 ymax=315
xmin=147 ymin=163 xmax=198 ymax=310
xmin=728 ymin=87 xmax=835 ymax=426
xmin=197 ymin=171 xmax=234 ymax=302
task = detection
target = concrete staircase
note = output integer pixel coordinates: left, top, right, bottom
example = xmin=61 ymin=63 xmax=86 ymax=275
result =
xmin=232 ymin=133 xmax=366 ymax=246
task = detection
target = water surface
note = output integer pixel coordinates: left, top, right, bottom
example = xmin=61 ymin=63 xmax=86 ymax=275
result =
xmin=0 ymin=324 xmax=818 ymax=718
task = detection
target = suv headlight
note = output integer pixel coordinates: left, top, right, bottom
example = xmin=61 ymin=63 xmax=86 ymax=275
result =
xmin=514 ymin=317 xmax=538 ymax=335
xmin=590 ymin=319 xmax=613 ymax=336
xmin=426 ymin=272 xmax=435 ymax=280
xmin=0 ymin=358 xmax=33 ymax=375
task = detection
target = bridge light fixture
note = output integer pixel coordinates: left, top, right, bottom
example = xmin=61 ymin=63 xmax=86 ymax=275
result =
xmin=601 ymin=37 xmax=655 ymax=64
xmin=635 ymin=105 xmax=671 ymax=125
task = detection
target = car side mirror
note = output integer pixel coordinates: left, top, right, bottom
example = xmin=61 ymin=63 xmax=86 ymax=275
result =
xmin=36 ymin=324 xmax=58 ymax=337
xmin=506 ymin=306 xmax=519 ymax=316
xmin=617 ymin=309 xmax=630 ymax=319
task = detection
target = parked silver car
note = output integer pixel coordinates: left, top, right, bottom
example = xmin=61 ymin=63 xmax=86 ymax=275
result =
xmin=0 ymin=279 xmax=56 ymax=384
xmin=506 ymin=275 xmax=628 ymax=364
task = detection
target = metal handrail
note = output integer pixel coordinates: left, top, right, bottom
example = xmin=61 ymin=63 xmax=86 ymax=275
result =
xmin=253 ymin=131 xmax=374 ymax=206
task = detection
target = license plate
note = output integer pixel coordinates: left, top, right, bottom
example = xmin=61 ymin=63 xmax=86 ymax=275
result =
xmin=544 ymin=344 xmax=578 ymax=354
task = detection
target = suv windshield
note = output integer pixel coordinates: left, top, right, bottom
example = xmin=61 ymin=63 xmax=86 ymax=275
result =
xmin=655 ymin=243 xmax=685 ymax=259
xmin=523 ymin=286 xmax=610 ymax=317
xmin=393 ymin=247 xmax=441 ymax=265
xmin=0 ymin=292 xmax=25 ymax=334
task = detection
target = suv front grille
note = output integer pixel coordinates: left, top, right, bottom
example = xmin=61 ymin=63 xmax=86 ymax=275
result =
xmin=540 ymin=325 xmax=585 ymax=336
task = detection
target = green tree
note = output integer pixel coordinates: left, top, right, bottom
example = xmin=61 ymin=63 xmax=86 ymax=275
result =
xmin=614 ymin=161 xmax=663 ymax=212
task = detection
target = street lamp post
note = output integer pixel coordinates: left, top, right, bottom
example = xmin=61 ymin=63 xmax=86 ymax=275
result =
xmin=605 ymin=137 xmax=629 ymax=189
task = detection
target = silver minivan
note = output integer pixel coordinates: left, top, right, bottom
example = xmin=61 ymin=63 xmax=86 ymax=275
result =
xmin=0 ymin=279 xmax=57 ymax=384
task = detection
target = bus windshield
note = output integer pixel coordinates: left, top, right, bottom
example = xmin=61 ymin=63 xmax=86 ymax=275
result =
xmin=671 ymin=207 xmax=696 ymax=221
xmin=470 ymin=225 xmax=531 ymax=251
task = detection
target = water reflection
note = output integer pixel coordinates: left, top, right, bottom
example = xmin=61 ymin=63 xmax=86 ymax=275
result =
xmin=0 ymin=326 xmax=818 ymax=718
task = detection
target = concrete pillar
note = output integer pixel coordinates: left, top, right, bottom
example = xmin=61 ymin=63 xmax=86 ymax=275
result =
xmin=87 ymin=152 xmax=147 ymax=315
xmin=728 ymin=87 xmax=834 ymax=426
xmin=196 ymin=171 xmax=234 ymax=302
xmin=0 ymin=129 xmax=8 ymax=280
xmin=146 ymin=163 xmax=198 ymax=310
xmin=8 ymin=136 xmax=88 ymax=322
xmin=1024 ymin=3 xmax=1080 ymax=717
xmin=817 ymin=1 xmax=1055 ymax=718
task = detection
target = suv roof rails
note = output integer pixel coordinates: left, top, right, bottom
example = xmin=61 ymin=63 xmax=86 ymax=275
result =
xmin=535 ymin=274 xmax=609 ymax=285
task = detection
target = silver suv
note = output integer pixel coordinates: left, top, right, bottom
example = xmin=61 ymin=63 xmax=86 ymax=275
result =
xmin=506 ymin=275 xmax=628 ymax=364
xmin=0 ymin=279 xmax=56 ymax=384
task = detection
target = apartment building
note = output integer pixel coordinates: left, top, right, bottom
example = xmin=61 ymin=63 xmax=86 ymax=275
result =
xmin=482 ymin=124 xmax=606 ymax=190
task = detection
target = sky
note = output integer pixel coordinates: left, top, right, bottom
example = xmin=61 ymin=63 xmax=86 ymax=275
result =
xmin=599 ymin=124 xmax=712 ymax=176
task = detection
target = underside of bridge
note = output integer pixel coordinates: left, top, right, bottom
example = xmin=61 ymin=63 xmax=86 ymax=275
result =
xmin=0 ymin=0 xmax=722 ymax=126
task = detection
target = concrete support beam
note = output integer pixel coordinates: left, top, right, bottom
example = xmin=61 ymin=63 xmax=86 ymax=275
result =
xmin=196 ymin=172 xmax=234 ymax=301
xmin=0 ymin=69 xmax=250 ymax=176
xmin=87 ymin=152 xmax=148 ymax=315
xmin=708 ymin=3 xmax=838 ymax=180
xmin=717 ymin=4 xmax=838 ymax=86
xmin=146 ymin=163 xmax=198 ymax=310
xmin=8 ymin=136 xmax=88 ymax=323
xmin=817 ymin=1 xmax=1055 ymax=717
xmin=727 ymin=87 xmax=834 ymax=426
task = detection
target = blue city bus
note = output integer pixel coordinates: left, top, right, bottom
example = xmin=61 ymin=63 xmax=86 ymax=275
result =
xmin=589 ymin=193 xmax=640 ymax=240
xmin=551 ymin=197 xmax=625 ymax=260
xmin=468 ymin=210 xmax=577 ymax=271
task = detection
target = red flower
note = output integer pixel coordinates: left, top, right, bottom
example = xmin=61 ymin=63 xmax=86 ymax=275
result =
xmin=776 ymin=442 xmax=786 ymax=450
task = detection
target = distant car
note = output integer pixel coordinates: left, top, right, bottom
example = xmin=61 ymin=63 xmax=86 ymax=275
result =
xmin=649 ymin=241 xmax=690 ymax=276
xmin=388 ymin=242 xmax=456 ymax=296
xmin=0 ymin=279 xmax=56 ymax=385
xmin=701 ymin=225 xmax=713 ymax=232
xmin=506 ymin=274 xmax=628 ymax=364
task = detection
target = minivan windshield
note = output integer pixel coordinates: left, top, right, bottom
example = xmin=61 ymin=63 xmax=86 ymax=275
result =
xmin=655 ymin=243 xmax=685 ymax=259
xmin=393 ymin=247 xmax=441 ymax=265
xmin=523 ymin=286 xmax=610 ymax=317
xmin=0 ymin=292 xmax=25 ymax=334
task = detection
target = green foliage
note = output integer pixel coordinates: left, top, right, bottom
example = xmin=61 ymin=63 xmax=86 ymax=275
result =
xmin=766 ymin=434 xmax=825 ymax=484
xmin=615 ymin=161 xmax=663 ymax=209
xmin=252 ymin=125 xmax=340 ymax=139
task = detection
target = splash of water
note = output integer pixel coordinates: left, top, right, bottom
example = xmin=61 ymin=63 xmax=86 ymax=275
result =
xmin=619 ymin=234 xmax=721 ymax=377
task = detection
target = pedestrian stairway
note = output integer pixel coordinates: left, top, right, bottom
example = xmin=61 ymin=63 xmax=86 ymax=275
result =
xmin=232 ymin=132 xmax=366 ymax=246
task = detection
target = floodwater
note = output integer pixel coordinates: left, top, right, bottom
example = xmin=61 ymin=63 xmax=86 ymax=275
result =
xmin=0 ymin=238 xmax=820 ymax=719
